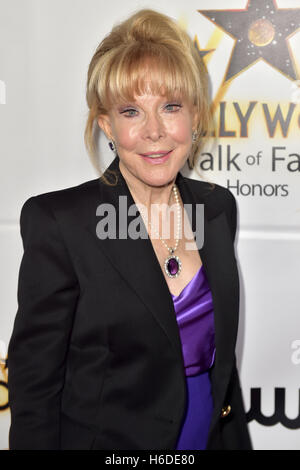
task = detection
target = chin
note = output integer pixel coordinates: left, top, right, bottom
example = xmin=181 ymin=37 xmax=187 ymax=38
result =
xmin=141 ymin=171 xmax=176 ymax=188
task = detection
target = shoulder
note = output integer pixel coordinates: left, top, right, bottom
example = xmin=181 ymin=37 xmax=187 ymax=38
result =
xmin=20 ymin=177 xmax=101 ymax=219
xmin=182 ymin=175 xmax=236 ymax=216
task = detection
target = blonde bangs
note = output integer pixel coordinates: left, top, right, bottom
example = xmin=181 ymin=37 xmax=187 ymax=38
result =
xmin=98 ymin=44 xmax=200 ymax=110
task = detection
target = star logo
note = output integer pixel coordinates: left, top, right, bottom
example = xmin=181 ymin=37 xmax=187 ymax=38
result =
xmin=198 ymin=0 xmax=300 ymax=81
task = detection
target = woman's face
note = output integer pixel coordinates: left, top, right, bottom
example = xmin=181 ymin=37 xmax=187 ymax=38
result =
xmin=98 ymin=92 xmax=198 ymax=188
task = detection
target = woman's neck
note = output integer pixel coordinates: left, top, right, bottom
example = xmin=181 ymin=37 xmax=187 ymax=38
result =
xmin=118 ymin=160 xmax=183 ymax=239
xmin=119 ymin=161 xmax=179 ymax=213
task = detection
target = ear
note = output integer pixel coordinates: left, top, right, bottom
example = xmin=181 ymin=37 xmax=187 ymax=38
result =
xmin=97 ymin=114 xmax=113 ymax=140
xmin=192 ymin=106 xmax=199 ymax=130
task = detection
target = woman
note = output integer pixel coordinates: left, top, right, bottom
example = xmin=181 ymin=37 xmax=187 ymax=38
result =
xmin=7 ymin=9 xmax=252 ymax=450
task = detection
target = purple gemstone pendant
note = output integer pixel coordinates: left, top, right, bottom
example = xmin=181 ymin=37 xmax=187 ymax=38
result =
xmin=164 ymin=255 xmax=182 ymax=278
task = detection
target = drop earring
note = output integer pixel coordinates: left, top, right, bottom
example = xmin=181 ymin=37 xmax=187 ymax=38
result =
xmin=192 ymin=131 xmax=198 ymax=143
xmin=108 ymin=140 xmax=116 ymax=153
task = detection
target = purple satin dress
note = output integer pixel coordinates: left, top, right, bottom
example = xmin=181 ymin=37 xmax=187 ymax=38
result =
xmin=171 ymin=264 xmax=216 ymax=450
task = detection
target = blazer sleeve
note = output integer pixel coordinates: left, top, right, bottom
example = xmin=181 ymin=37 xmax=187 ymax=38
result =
xmin=7 ymin=196 xmax=80 ymax=449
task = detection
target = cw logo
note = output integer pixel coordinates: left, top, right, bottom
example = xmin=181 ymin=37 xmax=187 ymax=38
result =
xmin=247 ymin=388 xmax=300 ymax=429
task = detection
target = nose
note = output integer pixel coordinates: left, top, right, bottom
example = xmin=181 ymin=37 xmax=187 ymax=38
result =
xmin=142 ymin=112 xmax=166 ymax=141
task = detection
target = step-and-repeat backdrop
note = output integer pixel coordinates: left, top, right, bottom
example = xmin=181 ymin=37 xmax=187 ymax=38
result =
xmin=1 ymin=0 xmax=299 ymax=450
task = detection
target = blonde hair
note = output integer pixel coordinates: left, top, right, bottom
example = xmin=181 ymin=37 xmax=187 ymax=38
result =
xmin=84 ymin=8 xmax=213 ymax=185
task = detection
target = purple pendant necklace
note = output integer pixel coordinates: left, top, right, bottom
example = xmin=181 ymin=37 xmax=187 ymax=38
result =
xmin=148 ymin=184 xmax=182 ymax=278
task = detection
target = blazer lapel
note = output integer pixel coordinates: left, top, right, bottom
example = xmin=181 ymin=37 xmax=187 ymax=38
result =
xmin=86 ymin=155 xmax=238 ymax=406
xmin=86 ymin=156 xmax=184 ymax=355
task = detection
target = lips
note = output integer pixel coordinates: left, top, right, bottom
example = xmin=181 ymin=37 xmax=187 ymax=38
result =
xmin=139 ymin=150 xmax=173 ymax=164
xmin=140 ymin=150 xmax=172 ymax=158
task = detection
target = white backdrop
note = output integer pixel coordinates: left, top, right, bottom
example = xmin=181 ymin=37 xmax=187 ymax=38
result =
xmin=1 ymin=0 xmax=300 ymax=450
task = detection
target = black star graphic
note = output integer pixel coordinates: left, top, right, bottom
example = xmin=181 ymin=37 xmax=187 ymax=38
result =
xmin=198 ymin=49 xmax=214 ymax=59
xmin=193 ymin=38 xmax=214 ymax=60
xmin=198 ymin=0 xmax=300 ymax=81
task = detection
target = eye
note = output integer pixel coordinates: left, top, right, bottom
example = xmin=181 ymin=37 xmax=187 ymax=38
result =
xmin=165 ymin=103 xmax=182 ymax=112
xmin=120 ymin=108 xmax=138 ymax=118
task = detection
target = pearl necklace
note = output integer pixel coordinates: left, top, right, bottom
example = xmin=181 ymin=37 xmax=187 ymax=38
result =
xmin=140 ymin=185 xmax=182 ymax=278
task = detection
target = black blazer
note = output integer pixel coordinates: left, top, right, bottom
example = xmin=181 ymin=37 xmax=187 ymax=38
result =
xmin=8 ymin=155 xmax=252 ymax=450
